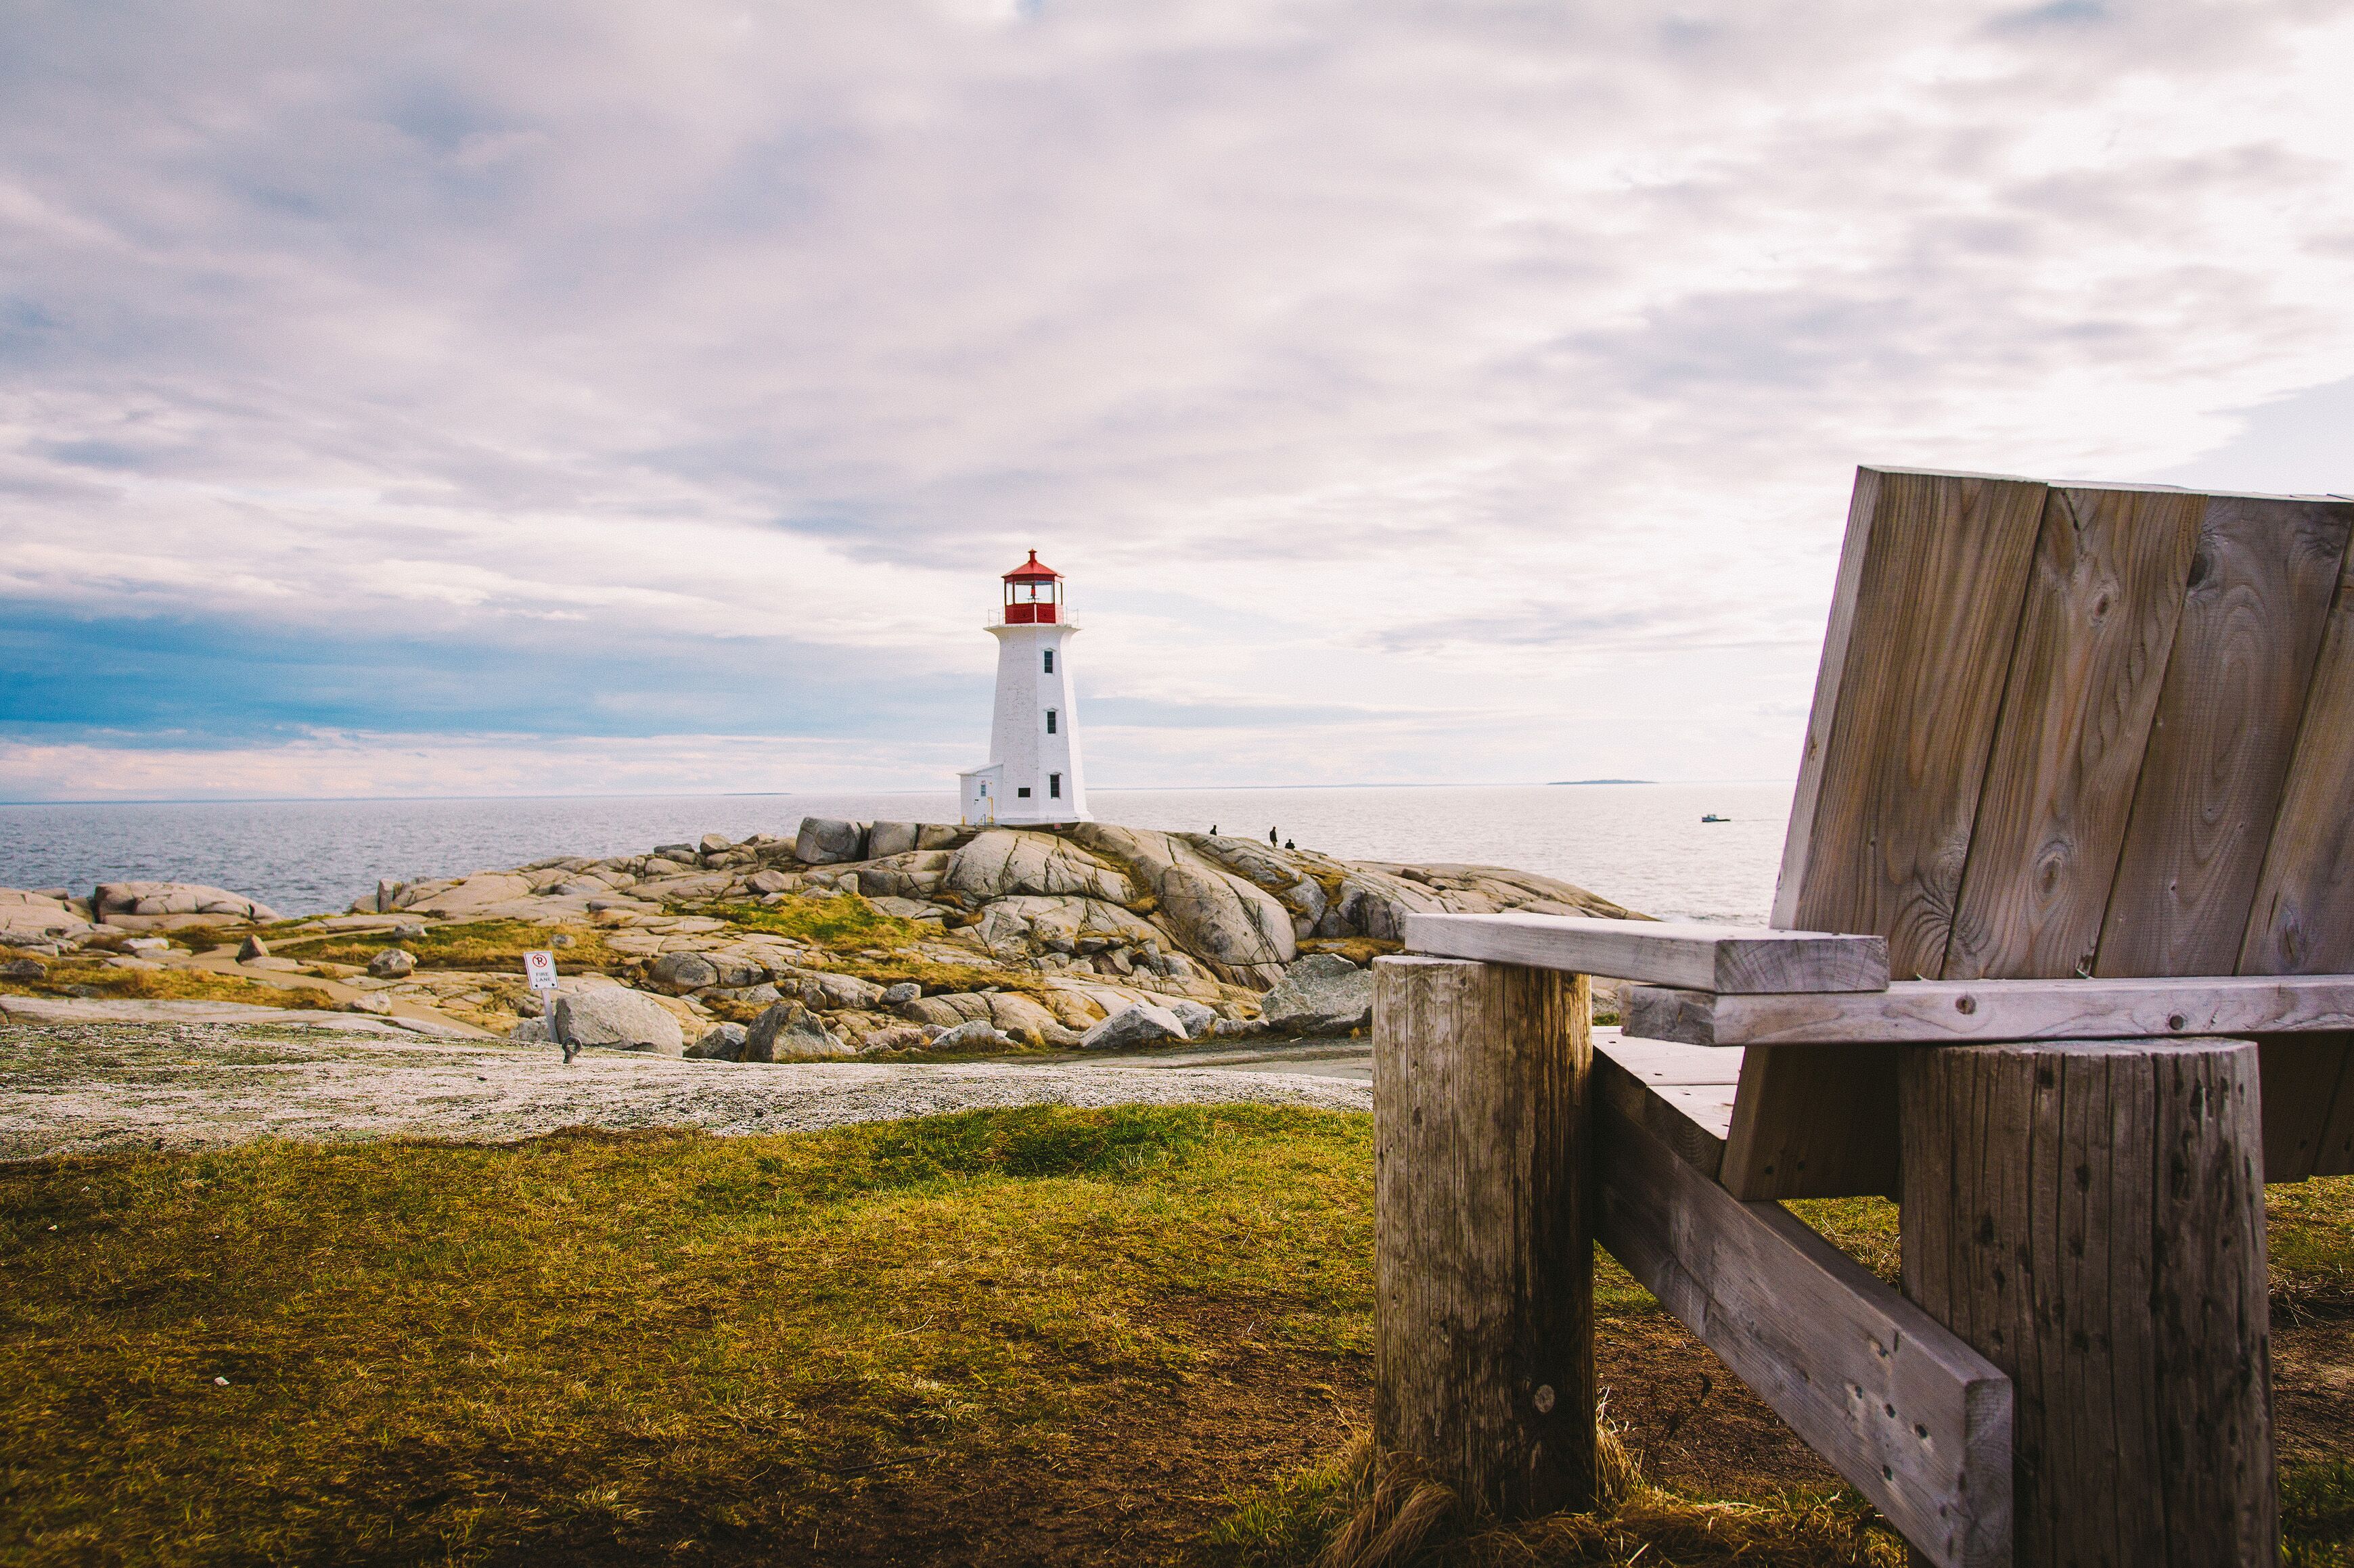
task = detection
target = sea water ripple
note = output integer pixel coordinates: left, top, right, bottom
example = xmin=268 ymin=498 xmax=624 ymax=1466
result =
xmin=0 ymin=782 xmax=1792 ymax=924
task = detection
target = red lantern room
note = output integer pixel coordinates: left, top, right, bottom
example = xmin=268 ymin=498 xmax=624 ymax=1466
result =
xmin=1001 ymin=550 xmax=1063 ymax=624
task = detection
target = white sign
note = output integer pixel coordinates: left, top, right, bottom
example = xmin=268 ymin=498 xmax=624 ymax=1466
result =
xmin=523 ymin=950 xmax=559 ymax=991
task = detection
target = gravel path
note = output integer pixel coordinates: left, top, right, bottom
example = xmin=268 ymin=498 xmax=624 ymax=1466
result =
xmin=0 ymin=1002 xmax=1372 ymax=1160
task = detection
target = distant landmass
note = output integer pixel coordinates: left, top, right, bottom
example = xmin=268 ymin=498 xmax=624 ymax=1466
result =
xmin=1547 ymin=778 xmax=1654 ymax=785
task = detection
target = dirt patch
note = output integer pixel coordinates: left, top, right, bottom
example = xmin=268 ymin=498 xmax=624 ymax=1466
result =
xmin=807 ymin=1305 xmax=1370 ymax=1567
xmin=1595 ymin=1313 xmax=1842 ymax=1498
xmin=367 ymin=1301 xmax=2343 ymax=1566
xmin=708 ymin=1306 xmax=1856 ymax=1565
xmin=2277 ymin=1312 xmax=2354 ymax=1471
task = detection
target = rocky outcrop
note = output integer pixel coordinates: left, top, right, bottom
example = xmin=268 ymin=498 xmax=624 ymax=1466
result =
xmin=1187 ymin=837 xmax=1333 ymax=942
xmin=898 ymin=989 xmax=1070 ymax=1046
xmin=3 ymin=812 xmax=1642 ymax=1058
xmin=930 ymin=1019 xmax=1008 ymax=1051
xmin=649 ymin=951 xmax=720 ymax=993
xmin=0 ymin=889 xmax=99 ymax=946
xmin=686 ymin=1022 xmax=748 ymax=1060
xmin=553 ymin=988 xmax=686 ymax=1055
xmin=1261 ymin=953 xmax=1374 ymax=1036
xmin=744 ymin=1002 xmax=853 ymax=1061
xmin=379 ymin=873 xmax=539 ymax=918
xmin=91 ymin=882 xmax=282 ymax=928
xmin=857 ymin=850 xmax=953 ymax=900
xmin=794 ymin=818 xmax=869 ymax=864
xmin=786 ymin=969 xmax=887 ymax=1013
xmin=865 ymin=821 xmax=920 ymax=859
xmin=1069 ymin=824 xmax=1296 ymax=987
xmin=943 ymin=830 xmax=1135 ymax=904
xmin=1080 ymin=1002 xmax=1190 ymax=1051
xmin=1334 ymin=862 xmax=1631 ymax=938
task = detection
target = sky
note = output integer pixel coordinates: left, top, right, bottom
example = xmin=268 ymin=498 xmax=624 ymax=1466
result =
xmin=3 ymin=0 xmax=2351 ymax=802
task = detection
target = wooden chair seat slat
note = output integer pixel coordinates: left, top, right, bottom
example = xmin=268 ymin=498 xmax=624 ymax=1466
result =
xmin=1592 ymin=1030 xmax=1736 ymax=1176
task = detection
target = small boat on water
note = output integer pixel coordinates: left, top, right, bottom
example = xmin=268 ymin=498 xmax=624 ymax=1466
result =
xmin=1701 ymin=813 xmax=1729 ymax=823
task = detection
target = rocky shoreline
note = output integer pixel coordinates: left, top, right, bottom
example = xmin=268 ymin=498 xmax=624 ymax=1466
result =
xmin=1 ymin=816 xmax=1639 ymax=1058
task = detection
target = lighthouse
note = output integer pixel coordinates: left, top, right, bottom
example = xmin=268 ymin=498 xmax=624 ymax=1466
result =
xmin=957 ymin=551 xmax=1092 ymax=826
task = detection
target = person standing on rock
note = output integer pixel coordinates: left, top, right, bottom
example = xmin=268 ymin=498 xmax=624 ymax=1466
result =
xmin=1269 ymin=827 xmax=1279 ymax=846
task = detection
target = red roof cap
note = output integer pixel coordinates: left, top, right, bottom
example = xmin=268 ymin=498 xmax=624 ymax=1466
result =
xmin=1002 ymin=549 xmax=1061 ymax=582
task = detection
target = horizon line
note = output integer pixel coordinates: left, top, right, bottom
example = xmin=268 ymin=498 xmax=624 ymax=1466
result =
xmin=0 ymin=779 xmax=1801 ymax=808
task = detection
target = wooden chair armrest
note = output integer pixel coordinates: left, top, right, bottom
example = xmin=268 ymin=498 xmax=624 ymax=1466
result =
xmin=1403 ymin=911 xmax=1888 ymax=994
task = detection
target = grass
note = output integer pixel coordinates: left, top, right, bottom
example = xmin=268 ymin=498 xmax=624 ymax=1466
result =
xmin=836 ymin=954 xmax=1060 ymax=1000
xmin=0 ymin=959 xmax=340 ymax=1011
xmin=2271 ymin=1174 xmax=2354 ymax=1318
xmin=1205 ymin=1431 xmax=1909 ymax=1568
xmin=1 ymin=1106 xmax=1375 ymax=1567
xmin=221 ymin=894 xmax=1100 ymax=1011
xmin=692 ymin=895 xmax=1065 ymax=1002
xmin=691 ymin=894 xmax=930 ymax=951
xmin=284 ymin=919 xmax=635 ymax=976
xmin=2289 ymin=1461 xmax=2354 ymax=1567
xmin=2 ymin=1107 xmax=2347 ymax=1567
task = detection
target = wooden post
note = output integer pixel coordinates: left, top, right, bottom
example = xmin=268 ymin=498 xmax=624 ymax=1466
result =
xmin=1372 ymin=955 xmax=1594 ymax=1521
xmin=1900 ymin=1038 xmax=2274 ymax=1567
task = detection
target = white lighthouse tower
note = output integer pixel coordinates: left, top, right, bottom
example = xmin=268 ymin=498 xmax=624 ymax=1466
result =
xmin=958 ymin=551 xmax=1092 ymax=826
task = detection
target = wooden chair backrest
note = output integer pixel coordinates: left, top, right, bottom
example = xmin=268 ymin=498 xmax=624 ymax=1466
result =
xmin=1773 ymin=467 xmax=2354 ymax=982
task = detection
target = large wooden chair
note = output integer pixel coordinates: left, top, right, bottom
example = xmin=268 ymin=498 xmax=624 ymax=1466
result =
xmin=1375 ymin=467 xmax=2354 ymax=1567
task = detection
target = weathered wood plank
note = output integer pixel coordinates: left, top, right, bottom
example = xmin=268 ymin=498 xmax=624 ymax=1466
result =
xmin=1403 ymin=912 xmax=1887 ymax=994
xmin=2242 ymin=514 xmax=2354 ymax=973
xmin=1592 ymin=1028 xmax=1745 ymax=1083
xmin=1773 ymin=465 xmax=1887 ymax=934
xmin=1773 ymin=467 xmax=2051 ymax=978
xmin=1719 ymin=1043 xmax=1899 ymax=1200
xmin=1595 ymin=1101 xmax=2012 ymax=1567
xmin=1900 ymin=1039 xmax=2273 ymax=1565
xmin=1944 ymin=484 xmax=2204 ymax=979
xmin=2096 ymin=492 xmax=2354 ymax=977
xmin=1593 ymin=1032 xmax=1737 ymax=1177
xmin=2258 ymin=1033 xmax=2354 ymax=1181
xmin=1372 ymin=956 xmax=1595 ymax=1519
xmin=1621 ymin=973 xmax=2354 ymax=1048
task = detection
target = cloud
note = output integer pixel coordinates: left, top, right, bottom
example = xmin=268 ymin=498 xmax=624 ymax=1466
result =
xmin=2 ymin=0 xmax=2351 ymax=798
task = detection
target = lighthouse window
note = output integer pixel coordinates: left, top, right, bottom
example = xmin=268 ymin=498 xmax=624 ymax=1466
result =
xmin=1017 ymin=787 xmax=1031 ymax=798
xmin=1043 ymin=650 xmax=1054 ymax=674
xmin=1046 ymin=709 xmax=1058 ymax=735
xmin=1050 ymin=773 xmax=1062 ymax=799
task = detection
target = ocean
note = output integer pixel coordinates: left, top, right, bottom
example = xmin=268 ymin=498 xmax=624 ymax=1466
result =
xmin=0 ymin=782 xmax=1794 ymax=925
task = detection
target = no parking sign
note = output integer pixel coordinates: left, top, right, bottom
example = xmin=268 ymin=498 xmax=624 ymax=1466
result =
xmin=524 ymin=950 xmax=558 ymax=991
